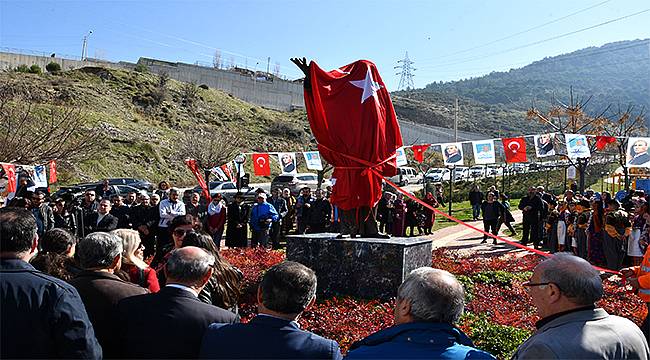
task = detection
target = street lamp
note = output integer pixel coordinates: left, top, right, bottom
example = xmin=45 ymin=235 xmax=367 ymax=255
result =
xmin=81 ymin=30 xmax=93 ymax=61
xmin=234 ymin=154 xmax=246 ymax=191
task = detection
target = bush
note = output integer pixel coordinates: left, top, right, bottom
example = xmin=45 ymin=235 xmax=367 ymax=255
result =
xmin=29 ymin=64 xmax=42 ymax=74
xmin=15 ymin=64 xmax=30 ymax=73
xmin=46 ymin=62 xmax=61 ymax=73
xmin=462 ymin=313 xmax=531 ymax=358
xmin=472 ymin=270 xmax=531 ymax=287
xmin=134 ymin=63 xmax=149 ymax=73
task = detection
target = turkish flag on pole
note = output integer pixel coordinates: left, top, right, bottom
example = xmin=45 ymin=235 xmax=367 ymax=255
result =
xmin=185 ymin=159 xmax=211 ymax=201
xmin=502 ymin=137 xmax=527 ymax=163
xmin=48 ymin=160 xmax=58 ymax=183
xmin=411 ymin=144 xmax=430 ymax=163
xmin=2 ymin=164 xmax=16 ymax=193
xmin=304 ymin=60 xmax=403 ymax=210
xmin=253 ymin=153 xmax=271 ymax=176
xmin=595 ymin=136 xmax=617 ymax=150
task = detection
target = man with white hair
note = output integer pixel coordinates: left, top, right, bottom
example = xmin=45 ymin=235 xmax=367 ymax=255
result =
xmin=513 ymin=253 xmax=649 ymax=359
xmin=346 ymin=267 xmax=494 ymax=359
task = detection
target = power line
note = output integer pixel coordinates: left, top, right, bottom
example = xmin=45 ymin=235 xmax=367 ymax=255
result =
xmin=395 ymin=51 xmax=416 ymax=92
xmin=419 ymin=0 xmax=613 ymax=64
xmin=419 ymin=8 xmax=650 ymax=69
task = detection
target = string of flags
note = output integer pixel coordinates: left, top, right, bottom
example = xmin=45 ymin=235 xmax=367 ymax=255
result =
xmin=0 ymin=160 xmax=58 ymax=193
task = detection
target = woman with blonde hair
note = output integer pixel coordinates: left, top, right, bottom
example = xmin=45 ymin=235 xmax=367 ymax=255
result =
xmin=111 ymin=228 xmax=160 ymax=293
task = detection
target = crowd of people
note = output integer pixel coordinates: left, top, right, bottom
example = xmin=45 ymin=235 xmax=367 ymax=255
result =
xmin=2 ymin=204 xmax=649 ymax=359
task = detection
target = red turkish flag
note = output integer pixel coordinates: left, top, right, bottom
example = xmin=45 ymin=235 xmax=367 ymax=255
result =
xmin=253 ymin=153 xmax=271 ymax=176
xmin=185 ymin=159 xmax=211 ymax=201
xmin=502 ymin=137 xmax=527 ymax=163
xmin=411 ymin=144 xmax=430 ymax=163
xmin=595 ymin=136 xmax=616 ymax=150
xmin=2 ymin=164 xmax=16 ymax=193
xmin=48 ymin=160 xmax=58 ymax=183
xmin=304 ymin=60 xmax=403 ymax=210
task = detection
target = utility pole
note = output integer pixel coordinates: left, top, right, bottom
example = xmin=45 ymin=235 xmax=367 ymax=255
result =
xmin=395 ymin=51 xmax=416 ymax=93
xmin=454 ymin=98 xmax=458 ymax=141
xmin=267 ymin=57 xmax=270 ymax=74
xmin=81 ymin=30 xmax=92 ymax=61
xmin=449 ymin=98 xmax=459 ymax=217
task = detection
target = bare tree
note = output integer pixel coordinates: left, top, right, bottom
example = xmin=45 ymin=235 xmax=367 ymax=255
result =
xmin=0 ymin=97 xmax=102 ymax=166
xmin=175 ymin=126 xmax=243 ymax=183
xmin=527 ymin=88 xmax=609 ymax=192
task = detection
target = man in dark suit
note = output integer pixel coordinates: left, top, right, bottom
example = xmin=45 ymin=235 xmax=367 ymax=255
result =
xmin=200 ymin=261 xmax=342 ymax=359
xmin=69 ymin=232 xmax=147 ymax=358
xmin=0 ymin=207 xmax=101 ymax=359
xmin=85 ymin=199 xmax=118 ymax=234
xmin=118 ymin=247 xmax=238 ymax=359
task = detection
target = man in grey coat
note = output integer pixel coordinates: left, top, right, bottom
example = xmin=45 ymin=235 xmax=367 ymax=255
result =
xmin=513 ymin=253 xmax=649 ymax=359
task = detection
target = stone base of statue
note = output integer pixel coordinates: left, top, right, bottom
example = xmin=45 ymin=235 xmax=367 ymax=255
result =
xmin=286 ymin=233 xmax=432 ymax=300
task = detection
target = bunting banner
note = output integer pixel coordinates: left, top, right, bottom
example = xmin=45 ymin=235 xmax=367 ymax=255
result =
xmin=502 ymin=137 xmax=527 ymax=163
xmin=471 ymin=140 xmax=496 ymax=165
xmin=441 ymin=143 xmax=464 ymax=166
xmin=48 ymin=160 xmax=57 ymax=183
xmin=252 ymin=153 xmax=271 ymax=176
xmin=220 ymin=163 xmax=235 ymax=182
xmin=303 ymin=151 xmax=323 ymax=170
xmin=565 ymin=134 xmax=591 ymax=159
xmin=1 ymin=164 xmax=16 ymax=193
xmin=277 ymin=152 xmax=297 ymax=174
xmin=411 ymin=144 xmax=430 ymax=163
xmin=33 ymin=165 xmax=48 ymax=188
xmin=626 ymin=137 xmax=650 ymax=168
xmin=395 ymin=147 xmax=408 ymax=166
xmin=185 ymin=159 xmax=211 ymax=200
xmin=595 ymin=136 xmax=617 ymax=150
xmin=534 ymin=133 xmax=556 ymax=157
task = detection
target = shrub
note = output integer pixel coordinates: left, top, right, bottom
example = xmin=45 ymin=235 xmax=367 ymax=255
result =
xmin=267 ymin=120 xmax=305 ymax=140
xmin=134 ymin=63 xmax=149 ymax=73
xmin=15 ymin=64 xmax=30 ymax=73
xmin=46 ymin=62 xmax=61 ymax=73
xmin=29 ymin=64 xmax=42 ymax=74
xmin=472 ymin=270 xmax=531 ymax=287
xmin=461 ymin=313 xmax=531 ymax=358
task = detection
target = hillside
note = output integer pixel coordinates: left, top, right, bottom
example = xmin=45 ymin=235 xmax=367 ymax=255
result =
xmin=0 ymin=67 xmax=311 ymax=185
xmin=421 ymin=39 xmax=650 ymax=116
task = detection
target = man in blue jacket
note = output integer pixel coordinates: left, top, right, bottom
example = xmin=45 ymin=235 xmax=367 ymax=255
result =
xmin=345 ymin=267 xmax=494 ymax=359
xmin=0 ymin=207 xmax=102 ymax=359
xmin=200 ymin=261 xmax=342 ymax=359
xmin=249 ymin=192 xmax=279 ymax=248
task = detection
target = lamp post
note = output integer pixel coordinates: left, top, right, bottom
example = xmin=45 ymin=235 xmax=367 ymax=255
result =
xmin=81 ymin=30 xmax=93 ymax=61
xmin=234 ymin=154 xmax=246 ymax=191
xmin=447 ymin=165 xmax=455 ymax=216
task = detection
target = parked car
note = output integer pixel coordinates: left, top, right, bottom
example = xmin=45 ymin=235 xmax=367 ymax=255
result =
xmin=486 ymin=165 xmax=502 ymax=176
xmin=98 ymin=178 xmax=154 ymax=191
xmin=54 ymin=184 xmax=146 ymax=203
xmin=453 ymin=167 xmax=469 ymax=182
xmin=469 ymin=165 xmax=486 ymax=179
xmin=192 ymin=181 xmax=258 ymax=203
xmin=271 ymin=173 xmax=332 ymax=195
xmin=387 ymin=167 xmax=422 ymax=186
xmin=425 ymin=168 xmax=451 ymax=182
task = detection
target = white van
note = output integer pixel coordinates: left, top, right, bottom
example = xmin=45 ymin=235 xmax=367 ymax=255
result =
xmin=388 ymin=167 xmax=421 ymax=186
xmin=425 ymin=168 xmax=451 ymax=182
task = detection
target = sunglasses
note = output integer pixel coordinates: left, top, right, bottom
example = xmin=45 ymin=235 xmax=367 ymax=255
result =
xmin=173 ymin=228 xmax=194 ymax=237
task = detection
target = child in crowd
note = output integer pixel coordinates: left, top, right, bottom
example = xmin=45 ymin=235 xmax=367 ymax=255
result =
xmin=545 ymin=201 xmax=560 ymax=253
xmin=575 ymin=199 xmax=591 ymax=259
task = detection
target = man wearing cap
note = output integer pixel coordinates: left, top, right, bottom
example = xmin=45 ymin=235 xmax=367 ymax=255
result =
xmin=249 ymin=192 xmax=279 ymax=248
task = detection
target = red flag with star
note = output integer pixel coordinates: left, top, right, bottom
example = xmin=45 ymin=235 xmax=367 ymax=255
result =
xmin=2 ymin=164 xmax=16 ymax=193
xmin=253 ymin=153 xmax=271 ymax=176
xmin=595 ymin=136 xmax=616 ymax=150
xmin=411 ymin=144 xmax=430 ymax=163
xmin=48 ymin=160 xmax=58 ymax=183
xmin=502 ymin=137 xmax=527 ymax=163
xmin=304 ymin=60 xmax=403 ymax=210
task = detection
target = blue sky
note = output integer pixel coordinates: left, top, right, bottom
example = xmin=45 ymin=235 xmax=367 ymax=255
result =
xmin=1 ymin=0 xmax=648 ymax=90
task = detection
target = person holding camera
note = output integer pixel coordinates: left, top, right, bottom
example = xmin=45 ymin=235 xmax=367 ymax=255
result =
xmin=249 ymin=193 xmax=279 ymax=248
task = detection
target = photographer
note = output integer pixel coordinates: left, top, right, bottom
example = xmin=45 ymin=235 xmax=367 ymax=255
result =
xmin=249 ymin=193 xmax=279 ymax=248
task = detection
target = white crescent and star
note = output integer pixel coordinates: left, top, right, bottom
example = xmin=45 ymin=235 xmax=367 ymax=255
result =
xmin=508 ymin=141 xmax=520 ymax=153
xmin=350 ymin=68 xmax=382 ymax=104
xmin=256 ymin=156 xmax=266 ymax=167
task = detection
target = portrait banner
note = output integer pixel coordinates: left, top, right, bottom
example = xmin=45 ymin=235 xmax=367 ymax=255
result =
xmin=277 ymin=152 xmax=297 ymax=174
xmin=565 ymin=134 xmax=591 ymax=159
xmin=626 ymin=137 xmax=650 ymax=168
xmin=441 ymin=142 xmax=464 ymax=166
xmin=534 ymin=133 xmax=556 ymax=157
xmin=33 ymin=165 xmax=48 ymax=188
xmin=472 ymin=140 xmax=496 ymax=165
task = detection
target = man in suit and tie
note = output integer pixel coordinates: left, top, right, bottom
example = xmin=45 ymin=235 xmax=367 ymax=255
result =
xmin=200 ymin=261 xmax=342 ymax=359
xmin=117 ymin=246 xmax=238 ymax=359
xmin=85 ymin=199 xmax=118 ymax=234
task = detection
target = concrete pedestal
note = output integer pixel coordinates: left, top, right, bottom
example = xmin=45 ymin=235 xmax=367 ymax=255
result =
xmin=286 ymin=233 xmax=432 ymax=300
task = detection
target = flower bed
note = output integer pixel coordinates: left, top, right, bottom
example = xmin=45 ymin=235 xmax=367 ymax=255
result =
xmin=221 ymin=247 xmax=647 ymax=359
